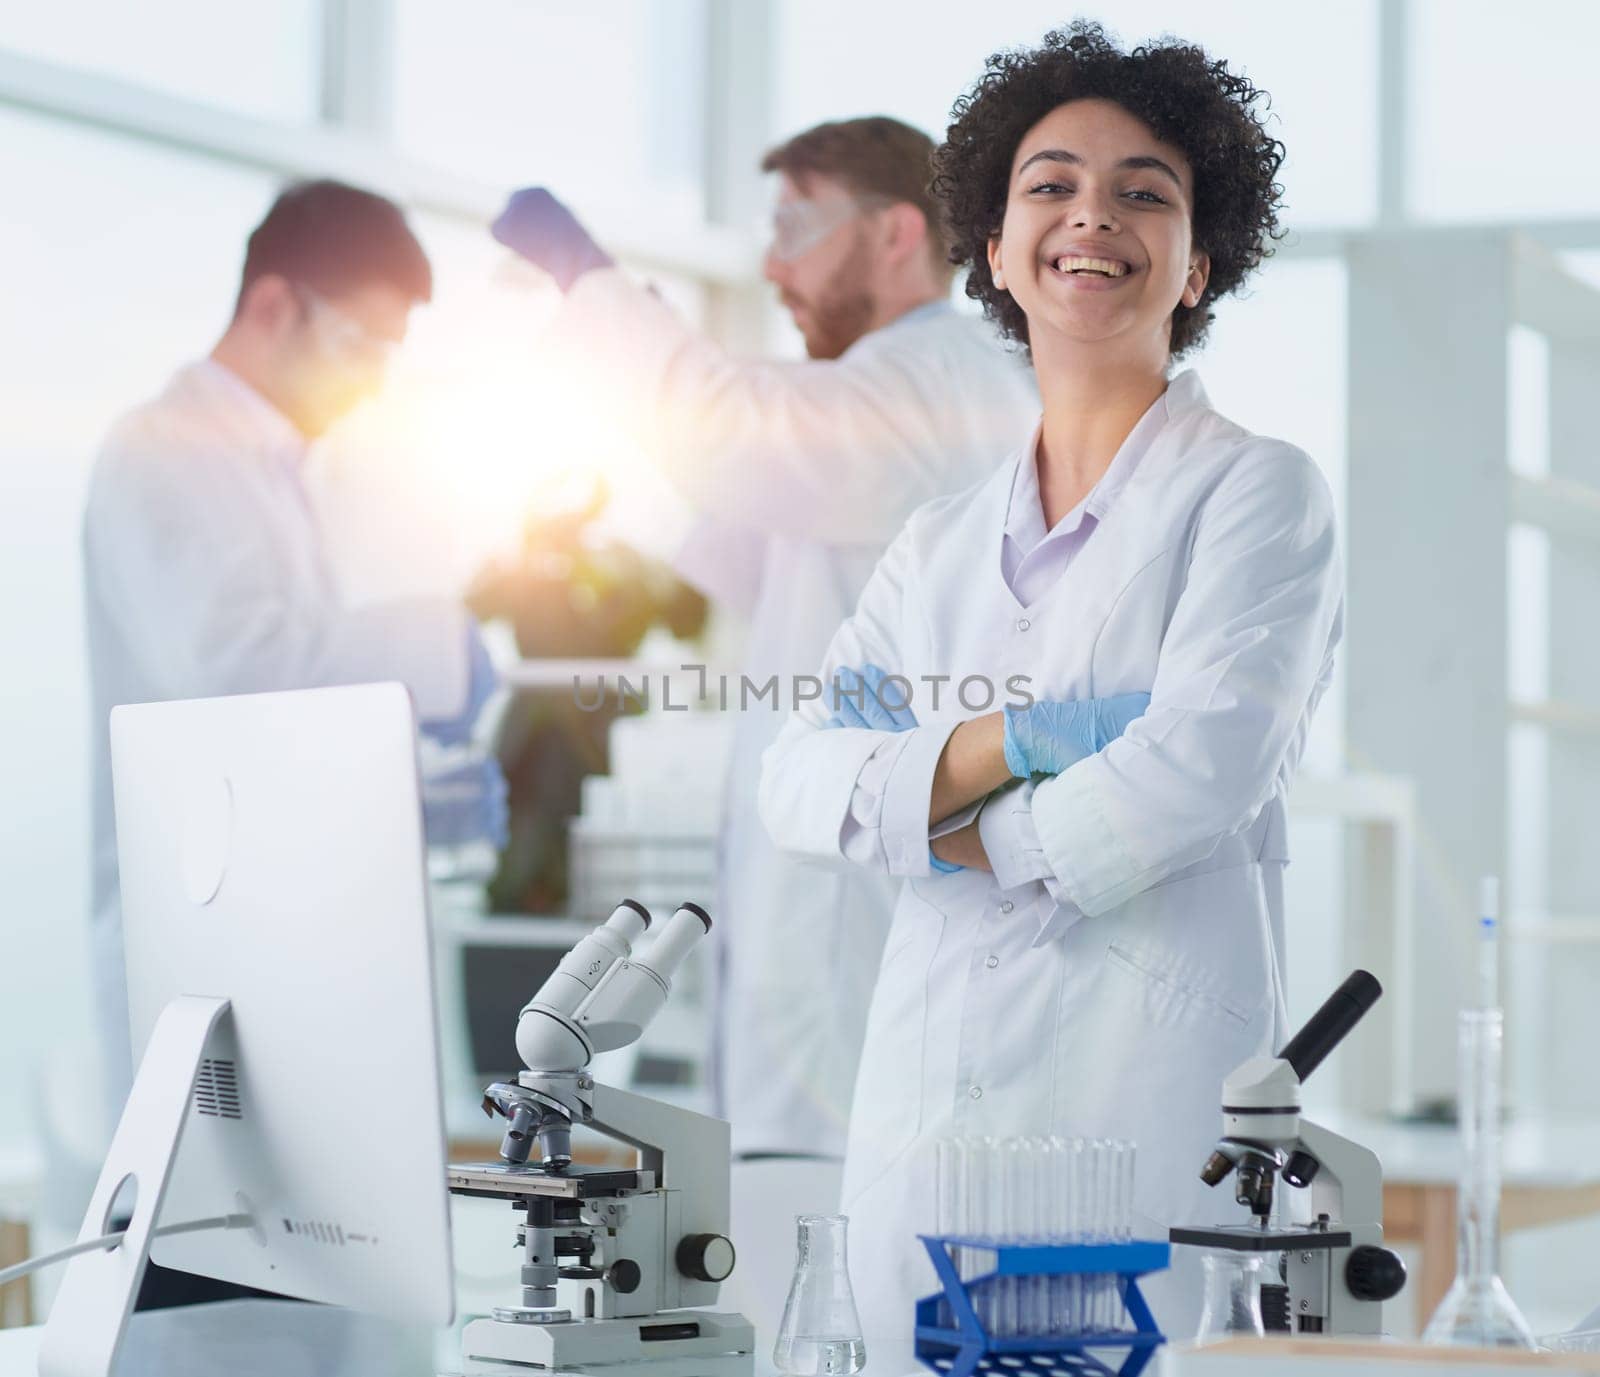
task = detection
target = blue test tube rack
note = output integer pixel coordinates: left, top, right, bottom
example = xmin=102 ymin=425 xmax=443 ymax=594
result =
xmin=914 ymin=1236 xmax=1170 ymax=1377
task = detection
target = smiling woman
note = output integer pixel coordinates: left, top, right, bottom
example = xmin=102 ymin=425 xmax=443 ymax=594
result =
xmin=934 ymin=20 xmax=1285 ymax=359
xmin=756 ymin=19 xmax=1343 ymax=1371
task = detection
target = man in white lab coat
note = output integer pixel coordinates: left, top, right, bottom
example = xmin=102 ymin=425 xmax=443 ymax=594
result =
xmin=83 ymin=181 xmax=498 ymax=1201
xmin=490 ymin=119 xmax=1038 ymax=1164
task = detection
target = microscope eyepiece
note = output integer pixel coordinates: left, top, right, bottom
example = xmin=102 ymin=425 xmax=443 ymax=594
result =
xmin=677 ymin=901 xmax=712 ymax=932
xmin=1277 ymin=969 xmax=1382 ymax=1084
xmin=614 ymin=898 xmax=652 ymax=929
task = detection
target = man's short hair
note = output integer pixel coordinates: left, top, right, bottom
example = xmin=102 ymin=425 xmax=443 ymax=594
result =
xmin=761 ymin=116 xmax=952 ymax=276
xmin=236 ymin=179 xmax=432 ymax=315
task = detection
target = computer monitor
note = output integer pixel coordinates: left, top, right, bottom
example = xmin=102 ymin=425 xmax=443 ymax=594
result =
xmin=42 ymin=684 xmax=454 ymax=1375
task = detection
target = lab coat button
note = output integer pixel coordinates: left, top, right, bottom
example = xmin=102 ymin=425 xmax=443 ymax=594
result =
xmin=1016 ymin=617 xmax=1031 ymax=631
xmin=969 ymin=1086 xmax=983 ymax=1100
xmin=999 ymin=900 xmax=1014 ymax=914
xmin=985 ymin=955 xmax=999 ymax=969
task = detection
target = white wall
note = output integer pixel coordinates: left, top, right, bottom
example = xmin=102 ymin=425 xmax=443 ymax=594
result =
xmin=0 ymin=108 xmax=275 ymax=1141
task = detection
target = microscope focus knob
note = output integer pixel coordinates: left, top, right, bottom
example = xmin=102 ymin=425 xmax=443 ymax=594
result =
xmin=677 ymin=1233 xmax=737 ymax=1283
xmin=1345 ymin=1245 xmax=1407 ymax=1302
xmin=605 ymin=1259 xmax=642 ymax=1294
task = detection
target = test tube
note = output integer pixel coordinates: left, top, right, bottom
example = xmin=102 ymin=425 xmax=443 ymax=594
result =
xmin=1093 ymin=1139 xmax=1120 ymax=1332
xmin=1060 ymin=1138 xmax=1089 ymax=1334
xmin=1110 ymin=1140 xmax=1135 ymax=1330
xmin=1043 ymin=1137 xmax=1070 ymax=1337
xmin=1120 ymin=1140 xmax=1137 ymax=1241
xmin=1024 ymin=1138 xmax=1054 ymax=1336
xmin=1024 ymin=1138 xmax=1055 ymax=1336
xmin=936 ymin=1138 xmax=967 ymax=1328
xmin=1076 ymin=1139 xmax=1099 ymax=1333
xmin=997 ymin=1139 xmax=1031 ymax=1335
xmin=969 ymin=1138 xmax=1001 ymax=1332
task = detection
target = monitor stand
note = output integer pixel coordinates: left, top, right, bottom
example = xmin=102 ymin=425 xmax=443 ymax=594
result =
xmin=38 ymin=995 xmax=231 ymax=1377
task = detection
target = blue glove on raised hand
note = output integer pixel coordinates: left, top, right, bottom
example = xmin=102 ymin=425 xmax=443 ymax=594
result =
xmin=422 ymin=622 xmax=499 ymax=748
xmin=825 ymin=664 xmax=918 ymax=732
xmin=491 ymin=188 xmax=615 ymax=292
xmin=1001 ymin=692 xmax=1152 ymax=778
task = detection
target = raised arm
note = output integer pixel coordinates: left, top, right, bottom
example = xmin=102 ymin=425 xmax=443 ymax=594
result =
xmin=549 ymin=272 xmax=984 ymax=547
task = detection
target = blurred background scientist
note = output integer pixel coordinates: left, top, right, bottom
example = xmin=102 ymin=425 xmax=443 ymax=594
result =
xmin=81 ymin=179 xmax=504 ymax=1315
xmin=83 ymin=180 xmax=502 ymax=1125
xmin=488 ymin=114 xmax=1035 ymax=1177
xmin=3 ymin=0 xmax=1600 ymax=1368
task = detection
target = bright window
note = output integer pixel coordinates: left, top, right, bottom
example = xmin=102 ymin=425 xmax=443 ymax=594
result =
xmin=0 ymin=0 xmax=320 ymax=123
xmin=1409 ymin=0 xmax=1600 ymax=222
xmin=392 ymin=0 xmax=708 ymax=222
xmin=773 ymin=0 xmax=1379 ymax=230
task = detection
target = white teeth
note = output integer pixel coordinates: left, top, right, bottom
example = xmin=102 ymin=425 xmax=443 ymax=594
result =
xmin=1054 ymin=256 xmax=1129 ymax=277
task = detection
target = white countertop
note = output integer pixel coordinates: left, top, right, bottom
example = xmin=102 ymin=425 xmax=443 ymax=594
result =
xmin=0 ymin=1300 xmax=435 ymax=1376
xmin=1155 ymin=1336 xmax=1600 ymax=1374
xmin=9 ymin=1322 xmax=1594 ymax=1377
xmin=1319 ymin=1113 xmax=1600 ymax=1191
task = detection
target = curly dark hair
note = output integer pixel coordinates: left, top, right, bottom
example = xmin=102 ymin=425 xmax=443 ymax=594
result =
xmin=931 ymin=20 xmax=1285 ymax=358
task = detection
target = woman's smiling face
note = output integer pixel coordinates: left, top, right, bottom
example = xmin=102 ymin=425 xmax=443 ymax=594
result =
xmin=987 ymin=98 xmax=1210 ymax=360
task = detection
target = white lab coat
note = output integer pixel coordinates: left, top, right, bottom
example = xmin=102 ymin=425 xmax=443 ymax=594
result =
xmin=548 ymin=271 xmax=1037 ymax=1157
xmin=758 ymin=372 xmax=1344 ymax=1370
xmin=82 ymin=360 xmax=470 ymax=1112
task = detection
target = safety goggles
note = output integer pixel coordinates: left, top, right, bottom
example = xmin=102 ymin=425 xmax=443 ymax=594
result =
xmin=294 ymin=285 xmax=401 ymax=368
xmin=767 ymin=194 xmax=891 ymax=263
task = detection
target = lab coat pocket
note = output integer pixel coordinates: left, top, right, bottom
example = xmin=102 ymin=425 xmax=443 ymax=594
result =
xmin=845 ymin=897 xmax=944 ymax=1192
xmin=1051 ymin=866 xmax=1274 ymax=1228
xmin=1103 ymin=944 xmax=1250 ymax=1031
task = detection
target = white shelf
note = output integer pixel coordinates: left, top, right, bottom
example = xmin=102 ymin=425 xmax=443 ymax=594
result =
xmin=1510 ymin=474 xmax=1600 ymax=546
xmin=1512 ymin=235 xmax=1600 ymax=344
xmin=1509 ymin=697 xmax=1600 ymax=737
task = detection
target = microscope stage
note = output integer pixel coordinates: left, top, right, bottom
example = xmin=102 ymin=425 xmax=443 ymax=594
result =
xmin=1170 ymin=1224 xmax=1353 ymax=1252
xmin=447 ymin=1163 xmax=654 ymax=1202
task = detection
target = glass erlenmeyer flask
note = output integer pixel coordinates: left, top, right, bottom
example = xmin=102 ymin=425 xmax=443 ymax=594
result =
xmin=773 ymin=1214 xmax=866 ymax=1375
xmin=1421 ymin=1008 xmax=1537 ymax=1349
xmin=1194 ymin=1251 xmax=1266 ymax=1341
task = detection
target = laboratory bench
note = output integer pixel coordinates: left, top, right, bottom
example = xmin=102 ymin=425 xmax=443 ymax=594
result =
xmin=0 ymin=1149 xmax=41 ymax=1329
xmin=1154 ymin=1337 xmax=1600 ymax=1374
xmin=1320 ymin=1113 xmax=1600 ymax=1329
xmin=3 ymin=1317 xmax=1600 ymax=1377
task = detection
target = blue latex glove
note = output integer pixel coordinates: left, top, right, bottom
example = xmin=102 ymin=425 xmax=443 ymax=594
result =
xmin=421 ymin=753 xmax=509 ymax=850
xmin=1001 ymin=692 xmax=1152 ymax=778
xmin=422 ymin=622 xmax=498 ymax=748
xmin=929 ymin=848 xmax=963 ymax=874
xmin=491 ymin=188 xmax=614 ymax=292
xmin=825 ymin=664 xmax=918 ymax=731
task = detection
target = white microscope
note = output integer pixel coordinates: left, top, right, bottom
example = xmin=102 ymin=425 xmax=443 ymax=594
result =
xmin=1171 ymin=970 xmax=1408 ymax=1336
xmin=448 ymin=900 xmax=755 ymax=1375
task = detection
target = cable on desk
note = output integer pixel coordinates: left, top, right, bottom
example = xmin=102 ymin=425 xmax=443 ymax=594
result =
xmin=0 ymin=1213 xmax=253 ymax=1289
